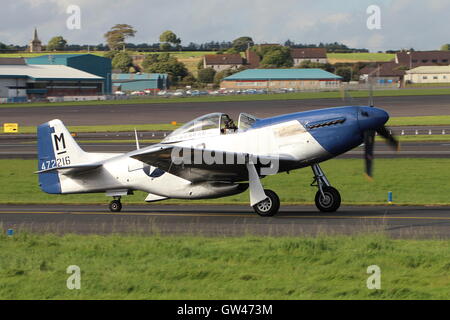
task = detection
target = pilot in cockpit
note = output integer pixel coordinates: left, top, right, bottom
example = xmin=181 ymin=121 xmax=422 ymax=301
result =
xmin=220 ymin=115 xmax=237 ymax=134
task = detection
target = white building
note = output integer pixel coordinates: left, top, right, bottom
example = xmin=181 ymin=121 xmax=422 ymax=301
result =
xmin=405 ymin=66 xmax=450 ymax=84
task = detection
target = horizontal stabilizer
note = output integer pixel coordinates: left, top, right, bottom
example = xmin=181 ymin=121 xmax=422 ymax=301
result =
xmin=35 ymin=163 xmax=102 ymax=176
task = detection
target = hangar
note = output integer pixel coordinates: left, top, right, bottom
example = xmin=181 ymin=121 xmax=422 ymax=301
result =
xmin=221 ymin=69 xmax=341 ymax=90
xmin=112 ymin=73 xmax=168 ymax=92
xmin=0 ymin=57 xmax=105 ymax=102
xmin=26 ymin=54 xmax=112 ymax=94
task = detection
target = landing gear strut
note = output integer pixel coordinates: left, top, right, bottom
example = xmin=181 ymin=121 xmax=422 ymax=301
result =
xmin=109 ymin=196 xmax=122 ymax=212
xmin=311 ymin=164 xmax=341 ymax=213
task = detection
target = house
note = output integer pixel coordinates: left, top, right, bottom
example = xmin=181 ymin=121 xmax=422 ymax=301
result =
xmin=405 ymin=66 xmax=450 ymax=84
xmin=359 ymin=51 xmax=450 ymax=85
xmin=395 ymin=51 xmax=450 ymax=69
xmin=359 ymin=61 xmax=405 ymax=85
xmin=221 ymin=68 xmax=341 ymax=90
xmin=245 ymin=48 xmax=260 ymax=68
xmin=203 ymin=54 xmax=244 ymax=72
xmin=291 ymin=48 xmax=328 ymax=66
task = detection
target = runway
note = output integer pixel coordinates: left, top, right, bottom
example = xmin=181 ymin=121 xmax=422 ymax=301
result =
xmin=1 ymin=140 xmax=449 ymax=159
xmin=1 ymin=204 xmax=449 ymax=238
xmin=2 ymin=94 xmax=450 ymax=126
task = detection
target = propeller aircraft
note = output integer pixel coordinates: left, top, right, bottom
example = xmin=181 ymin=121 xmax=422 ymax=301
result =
xmin=36 ymin=104 xmax=399 ymax=217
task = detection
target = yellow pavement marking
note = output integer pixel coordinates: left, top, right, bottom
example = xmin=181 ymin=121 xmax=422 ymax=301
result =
xmin=0 ymin=211 xmax=450 ymax=221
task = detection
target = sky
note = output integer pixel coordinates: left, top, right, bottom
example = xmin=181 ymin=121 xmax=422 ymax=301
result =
xmin=0 ymin=0 xmax=449 ymax=52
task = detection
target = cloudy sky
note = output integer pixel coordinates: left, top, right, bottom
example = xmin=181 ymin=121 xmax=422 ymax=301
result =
xmin=1 ymin=0 xmax=449 ymax=51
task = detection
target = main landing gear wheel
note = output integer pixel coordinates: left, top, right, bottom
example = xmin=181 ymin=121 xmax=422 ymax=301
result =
xmin=109 ymin=200 xmax=122 ymax=212
xmin=253 ymin=189 xmax=280 ymax=217
xmin=315 ymin=186 xmax=341 ymax=213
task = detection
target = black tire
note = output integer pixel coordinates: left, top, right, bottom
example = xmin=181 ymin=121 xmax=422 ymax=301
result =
xmin=109 ymin=200 xmax=122 ymax=213
xmin=315 ymin=186 xmax=341 ymax=213
xmin=253 ymin=189 xmax=280 ymax=217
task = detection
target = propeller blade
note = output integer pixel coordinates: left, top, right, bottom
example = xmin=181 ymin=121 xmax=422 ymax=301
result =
xmin=377 ymin=126 xmax=400 ymax=151
xmin=368 ymin=80 xmax=374 ymax=107
xmin=364 ymin=130 xmax=375 ymax=178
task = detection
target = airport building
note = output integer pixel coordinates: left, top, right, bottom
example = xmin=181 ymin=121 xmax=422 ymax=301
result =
xmin=112 ymin=73 xmax=169 ymax=92
xmin=404 ymin=66 xmax=450 ymax=84
xmin=0 ymin=57 xmax=108 ymax=102
xmin=221 ymin=69 xmax=342 ymax=90
xmin=26 ymin=54 xmax=112 ymax=94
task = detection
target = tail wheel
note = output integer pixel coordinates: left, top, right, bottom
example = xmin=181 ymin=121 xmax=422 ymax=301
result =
xmin=109 ymin=200 xmax=122 ymax=213
xmin=253 ymin=189 xmax=280 ymax=217
xmin=315 ymin=186 xmax=341 ymax=213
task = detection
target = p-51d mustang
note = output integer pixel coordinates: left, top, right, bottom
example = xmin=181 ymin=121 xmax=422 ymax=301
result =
xmin=37 ymin=105 xmax=398 ymax=217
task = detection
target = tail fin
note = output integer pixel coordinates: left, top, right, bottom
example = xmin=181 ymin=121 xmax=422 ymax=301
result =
xmin=37 ymin=119 xmax=90 ymax=194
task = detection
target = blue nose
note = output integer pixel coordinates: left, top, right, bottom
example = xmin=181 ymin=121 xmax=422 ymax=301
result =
xmin=358 ymin=107 xmax=389 ymax=131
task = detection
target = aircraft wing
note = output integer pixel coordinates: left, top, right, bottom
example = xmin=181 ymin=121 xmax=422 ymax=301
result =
xmin=130 ymin=145 xmax=296 ymax=182
xmin=35 ymin=163 xmax=103 ymax=176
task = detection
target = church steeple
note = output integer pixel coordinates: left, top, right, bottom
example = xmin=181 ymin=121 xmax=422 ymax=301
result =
xmin=29 ymin=27 xmax=42 ymax=52
xmin=33 ymin=28 xmax=39 ymax=41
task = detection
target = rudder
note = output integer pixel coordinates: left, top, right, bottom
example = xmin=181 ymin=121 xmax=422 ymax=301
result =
xmin=37 ymin=119 xmax=88 ymax=194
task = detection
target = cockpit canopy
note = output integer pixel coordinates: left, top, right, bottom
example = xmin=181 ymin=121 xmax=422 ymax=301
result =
xmin=161 ymin=112 xmax=258 ymax=143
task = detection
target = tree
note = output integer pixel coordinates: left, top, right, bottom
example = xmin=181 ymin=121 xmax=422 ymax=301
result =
xmin=112 ymin=52 xmax=133 ymax=72
xmin=441 ymin=44 xmax=450 ymax=51
xmin=104 ymin=50 xmax=120 ymax=60
xmin=47 ymin=36 xmax=67 ymax=51
xmin=259 ymin=47 xmax=293 ymax=68
xmin=159 ymin=30 xmax=181 ymax=51
xmin=214 ymin=66 xmax=247 ymax=85
xmin=335 ymin=67 xmax=352 ymax=82
xmin=142 ymin=54 xmax=160 ymax=70
xmin=197 ymin=68 xmax=216 ymax=84
xmin=232 ymin=36 xmax=254 ymax=52
xmin=142 ymin=53 xmax=188 ymax=82
xmin=104 ymin=24 xmax=136 ymax=51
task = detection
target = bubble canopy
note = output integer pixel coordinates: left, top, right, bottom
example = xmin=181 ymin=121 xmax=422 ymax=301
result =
xmin=162 ymin=113 xmax=228 ymax=143
xmin=161 ymin=112 xmax=258 ymax=143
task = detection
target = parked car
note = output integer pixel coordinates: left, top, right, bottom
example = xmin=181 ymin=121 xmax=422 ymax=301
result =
xmin=173 ymin=90 xmax=185 ymax=97
xmin=114 ymin=91 xmax=126 ymax=96
xmin=130 ymin=91 xmax=145 ymax=96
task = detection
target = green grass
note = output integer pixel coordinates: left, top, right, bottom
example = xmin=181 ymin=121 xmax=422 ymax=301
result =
xmin=0 ymin=233 xmax=448 ymax=299
xmin=2 ymin=88 xmax=450 ymax=109
xmin=2 ymin=158 xmax=450 ymax=205
xmin=387 ymin=115 xmax=450 ymax=127
xmin=0 ymin=51 xmax=212 ymax=58
xmin=392 ymin=135 xmax=450 ymax=142
xmin=327 ymin=53 xmax=395 ymax=62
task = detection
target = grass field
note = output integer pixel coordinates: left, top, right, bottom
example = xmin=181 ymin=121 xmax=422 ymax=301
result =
xmin=0 ymin=51 xmax=213 ymax=58
xmin=387 ymin=115 xmax=450 ymax=126
xmin=327 ymin=53 xmax=395 ymax=62
xmin=0 ymin=233 xmax=448 ymax=299
xmin=1 ymin=158 xmax=450 ymax=205
xmin=2 ymin=88 xmax=450 ymax=109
